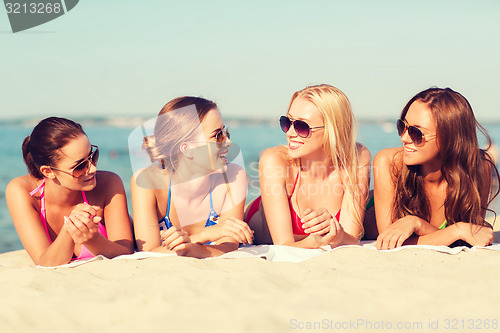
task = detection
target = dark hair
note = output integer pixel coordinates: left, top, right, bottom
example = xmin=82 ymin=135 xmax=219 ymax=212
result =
xmin=144 ymin=96 xmax=218 ymax=173
xmin=392 ymin=87 xmax=500 ymax=225
xmin=22 ymin=117 xmax=86 ymax=179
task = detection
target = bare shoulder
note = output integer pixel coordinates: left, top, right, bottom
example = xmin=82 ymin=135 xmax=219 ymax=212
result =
xmin=94 ymin=171 xmax=125 ymax=193
xmin=6 ymin=175 xmax=37 ymax=197
xmin=373 ymin=147 xmax=402 ymax=168
xmin=131 ymin=165 xmax=166 ymax=190
xmin=259 ymin=146 xmax=288 ymax=168
xmin=355 ymin=142 xmax=371 ymax=165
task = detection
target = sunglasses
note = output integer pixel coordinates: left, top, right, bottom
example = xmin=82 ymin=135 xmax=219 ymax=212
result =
xmin=396 ymin=119 xmax=436 ymax=145
xmin=279 ymin=116 xmax=324 ymax=138
xmin=214 ymin=128 xmax=230 ymax=148
xmin=190 ymin=128 xmax=230 ymax=148
xmin=51 ymin=145 xmax=99 ymax=178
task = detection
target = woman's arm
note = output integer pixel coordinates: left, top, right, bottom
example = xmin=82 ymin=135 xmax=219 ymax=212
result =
xmin=336 ymin=143 xmax=372 ymax=245
xmin=80 ymin=172 xmax=134 ymax=257
xmin=6 ymin=177 xmax=76 ymax=266
xmin=190 ymin=164 xmax=253 ymax=246
xmin=404 ymin=222 xmax=493 ymax=247
xmin=131 ymin=169 xmax=170 ymax=252
xmin=259 ymin=147 xmax=328 ymax=248
xmin=373 ymin=148 xmax=402 ymax=234
xmin=259 ymin=147 xmax=303 ymax=246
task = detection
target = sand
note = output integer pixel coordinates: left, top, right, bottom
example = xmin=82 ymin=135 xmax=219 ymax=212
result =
xmin=1 ymin=237 xmax=500 ymax=333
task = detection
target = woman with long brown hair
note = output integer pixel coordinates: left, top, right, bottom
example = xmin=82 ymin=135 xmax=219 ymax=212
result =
xmin=375 ymin=87 xmax=499 ymax=249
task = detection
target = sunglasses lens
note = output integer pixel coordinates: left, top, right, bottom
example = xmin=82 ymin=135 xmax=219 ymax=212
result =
xmin=408 ymin=126 xmax=423 ymax=145
xmin=280 ymin=116 xmax=291 ymax=133
xmin=396 ymin=119 xmax=405 ymax=136
xmin=73 ymin=147 xmax=99 ymax=178
xmin=92 ymin=148 xmax=99 ymax=165
xmin=72 ymin=161 xmax=89 ymax=178
xmin=293 ymin=120 xmax=311 ymax=138
xmin=215 ymin=129 xmax=230 ymax=148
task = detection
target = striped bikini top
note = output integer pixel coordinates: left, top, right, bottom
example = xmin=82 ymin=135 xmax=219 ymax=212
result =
xmin=29 ymin=179 xmax=107 ymax=260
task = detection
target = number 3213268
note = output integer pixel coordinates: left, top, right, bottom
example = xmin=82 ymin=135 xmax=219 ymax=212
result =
xmin=5 ymin=2 xmax=62 ymax=14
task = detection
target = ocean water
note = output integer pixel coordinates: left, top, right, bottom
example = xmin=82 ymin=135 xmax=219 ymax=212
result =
xmin=1 ymin=119 xmax=499 ymax=254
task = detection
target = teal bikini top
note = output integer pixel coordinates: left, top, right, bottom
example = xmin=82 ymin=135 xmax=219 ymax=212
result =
xmin=159 ymin=179 xmax=219 ymax=232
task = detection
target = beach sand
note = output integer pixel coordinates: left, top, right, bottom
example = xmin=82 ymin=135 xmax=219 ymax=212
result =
xmin=1 ymin=237 xmax=500 ymax=333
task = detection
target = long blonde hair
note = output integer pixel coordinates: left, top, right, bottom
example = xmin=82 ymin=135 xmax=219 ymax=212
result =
xmin=289 ymin=84 xmax=364 ymax=235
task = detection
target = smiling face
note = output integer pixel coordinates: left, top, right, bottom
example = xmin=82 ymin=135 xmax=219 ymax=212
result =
xmin=51 ymin=134 xmax=97 ymax=190
xmin=189 ymin=108 xmax=231 ymax=172
xmin=401 ymin=100 xmax=441 ymax=167
xmin=286 ymin=97 xmax=325 ymax=160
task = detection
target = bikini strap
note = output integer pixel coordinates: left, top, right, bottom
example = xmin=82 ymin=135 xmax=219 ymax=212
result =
xmin=29 ymin=178 xmax=51 ymax=241
xmin=29 ymin=178 xmax=45 ymax=196
xmin=289 ymin=168 xmax=301 ymax=196
xmin=81 ymin=191 xmax=90 ymax=205
xmin=209 ymin=184 xmax=214 ymax=211
xmin=161 ymin=160 xmax=172 ymax=217
xmin=29 ymin=178 xmax=46 ymax=217
xmin=166 ymin=179 xmax=172 ymax=216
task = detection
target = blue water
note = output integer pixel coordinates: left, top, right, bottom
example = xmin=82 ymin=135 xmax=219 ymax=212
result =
xmin=1 ymin=120 xmax=499 ymax=253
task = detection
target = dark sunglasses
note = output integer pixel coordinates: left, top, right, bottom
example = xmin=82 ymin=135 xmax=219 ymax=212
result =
xmin=51 ymin=145 xmax=99 ymax=178
xmin=279 ymin=116 xmax=324 ymax=138
xmin=214 ymin=128 xmax=230 ymax=148
xmin=396 ymin=119 xmax=435 ymax=145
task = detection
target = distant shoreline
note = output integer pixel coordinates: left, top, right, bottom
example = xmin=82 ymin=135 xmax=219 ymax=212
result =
xmin=2 ymin=116 xmax=500 ymax=128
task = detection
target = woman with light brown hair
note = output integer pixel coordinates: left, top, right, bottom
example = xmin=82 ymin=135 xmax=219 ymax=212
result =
xmin=245 ymin=84 xmax=371 ymax=248
xmin=375 ymin=87 xmax=499 ymax=249
xmin=131 ymin=96 xmax=253 ymax=258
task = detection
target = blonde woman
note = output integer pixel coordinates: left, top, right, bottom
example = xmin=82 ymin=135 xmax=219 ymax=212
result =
xmin=131 ymin=96 xmax=253 ymax=258
xmin=245 ymin=84 xmax=371 ymax=248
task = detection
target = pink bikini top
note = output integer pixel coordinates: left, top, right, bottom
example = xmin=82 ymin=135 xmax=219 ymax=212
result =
xmin=29 ymin=179 xmax=107 ymax=260
xmin=288 ymin=170 xmax=341 ymax=235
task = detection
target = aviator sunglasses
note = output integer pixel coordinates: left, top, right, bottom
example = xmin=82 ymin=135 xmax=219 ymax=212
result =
xmin=51 ymin=145 xmax=100 ymax=178
xmin=191 ymin=128 xmax=230 ymax=148
xmin=214 ymin=128 xmax=230 ymax=148
xmin=279 ymin=116 xmax=324 ymax=138
xmin=396 ymin=119 xmax=435 ymax=145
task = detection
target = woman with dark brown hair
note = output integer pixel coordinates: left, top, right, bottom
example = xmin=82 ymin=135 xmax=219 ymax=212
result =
xmin=374 ymin=87 xmax=499 ymax=250
xmin=6 ymin=117 xmax=134 ymax=266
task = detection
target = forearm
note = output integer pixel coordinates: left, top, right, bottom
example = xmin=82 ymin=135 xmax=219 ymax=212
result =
xmin=403 ymin=225 xmax=461 ymax=246
xmin=37 ymin=231 xmax=75 ymax=267
xmin=184 ymin=241 xmax=238 ymax=259
xmin=413 ymin=218 xmax=439 ymax=236
xmin=83 ymin=233 xmax=134 ymax=258
xmin=189 ymin=229 xmax=212 ymax=244
xmin=281 ymin=235 xmax=322 ymax=249
xmin=338 ymin=231 xmax=359 ymax=246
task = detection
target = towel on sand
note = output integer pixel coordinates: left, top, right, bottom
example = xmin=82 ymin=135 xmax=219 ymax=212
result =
xmin=36 ymin=241 xmax=500 ymax=268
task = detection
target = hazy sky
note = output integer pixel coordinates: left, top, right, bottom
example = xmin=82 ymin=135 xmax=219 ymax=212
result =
xmin=1 ymin=0 xmax=499 ymax=121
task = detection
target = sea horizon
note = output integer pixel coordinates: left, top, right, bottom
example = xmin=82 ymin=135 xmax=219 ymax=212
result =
xmin=2 ymin=114 xmax=500 ymax=128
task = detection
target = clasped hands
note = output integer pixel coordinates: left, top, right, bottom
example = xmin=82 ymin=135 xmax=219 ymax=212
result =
xmin=301 ymin=208 xmax=344 ymax=247
xmin=160 ymin=217 xmax=254 ymax=256
xmin=63 ymin=203 xmax=102 ymax=245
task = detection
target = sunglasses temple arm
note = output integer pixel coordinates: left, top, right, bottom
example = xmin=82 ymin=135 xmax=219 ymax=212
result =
xmin=222 ymin=171 xmax=236 ymax=208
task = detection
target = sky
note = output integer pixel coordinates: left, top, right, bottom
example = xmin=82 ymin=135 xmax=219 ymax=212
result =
xmin=1 ymin=0 xmax=499 ymax=121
